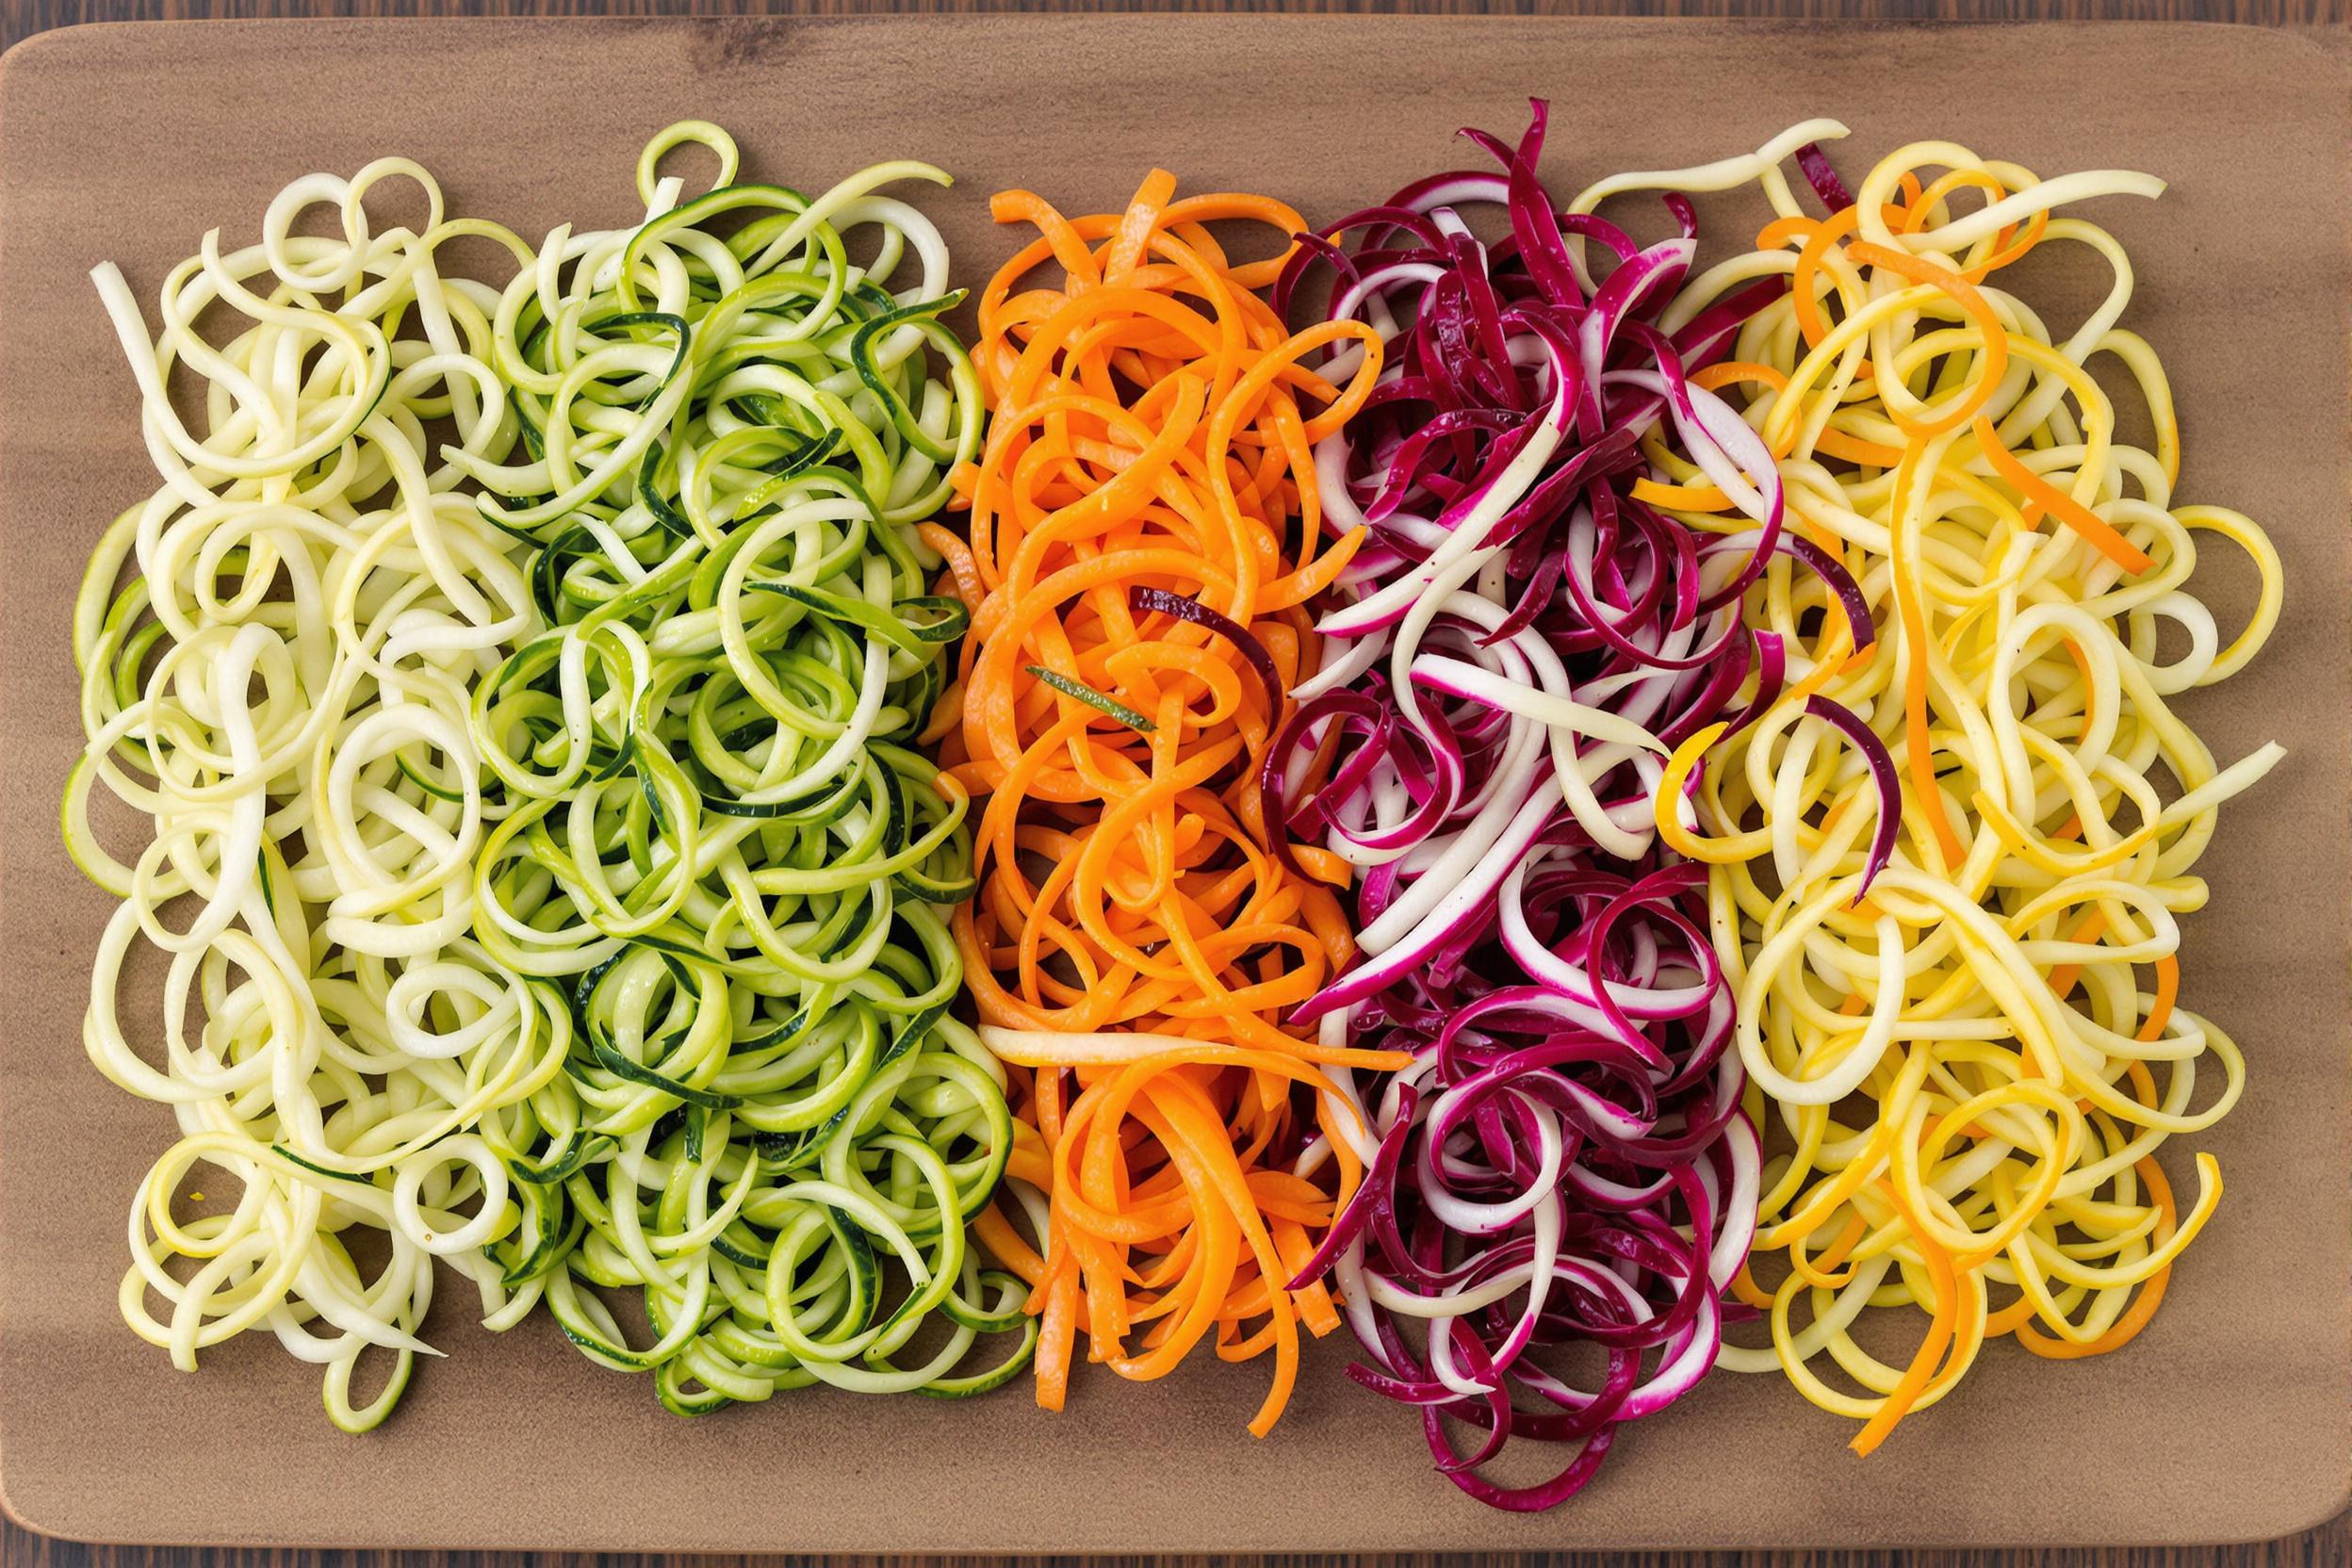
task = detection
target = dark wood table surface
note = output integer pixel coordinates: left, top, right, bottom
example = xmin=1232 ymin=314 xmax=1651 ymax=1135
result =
xmin=0 ymin=0 xmax=2341 ymax=1563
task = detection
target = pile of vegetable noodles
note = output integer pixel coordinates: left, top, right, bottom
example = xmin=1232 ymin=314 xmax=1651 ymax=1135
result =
xmin=68 ymin=158 xmax=562 ymax=1429
xmin=1267 ymin=107 xmax=1867 ymax=1508
xmin=1651 ymin=132 xmax=2282 ymax=1450
xmin=941 ymin=170 xmax=1395 ymax=1434
xmin=456 ymin=122 xmax=1030 ymax=1411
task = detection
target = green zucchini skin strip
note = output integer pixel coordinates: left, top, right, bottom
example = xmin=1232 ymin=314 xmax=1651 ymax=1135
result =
xmin=1022 ymin=664 xmax=1159 ymax=733
xmin=470 ymin=121 xmax=1027 ymax=1409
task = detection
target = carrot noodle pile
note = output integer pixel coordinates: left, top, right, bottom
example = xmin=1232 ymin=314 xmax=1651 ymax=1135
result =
xmin=939 ymin=170 xmax=1394 ymax=1435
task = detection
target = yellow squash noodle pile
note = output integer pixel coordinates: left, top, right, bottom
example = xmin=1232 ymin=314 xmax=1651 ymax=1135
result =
xmin=1640 ymin=134 xmax=2283 ymax=1451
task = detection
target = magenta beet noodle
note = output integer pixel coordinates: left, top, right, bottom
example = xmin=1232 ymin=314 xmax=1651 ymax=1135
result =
xmin=1265 ymin=104 xmax=1869 ymax=1510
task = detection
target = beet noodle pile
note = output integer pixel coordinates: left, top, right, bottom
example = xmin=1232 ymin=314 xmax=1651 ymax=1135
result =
xmin=1265 ymin=105 xmax=1871 ymax=1509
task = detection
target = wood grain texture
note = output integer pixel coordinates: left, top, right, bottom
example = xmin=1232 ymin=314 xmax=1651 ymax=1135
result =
xmin=0 ymin=0 xmax=2341 ymax=1564
xmin=3 ymin=0 xmax=2350 ymax=32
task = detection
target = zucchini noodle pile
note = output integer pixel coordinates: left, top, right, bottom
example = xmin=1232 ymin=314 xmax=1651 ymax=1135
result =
xmin=1641 ymin=132 xmax=2283 ymax=1448
xmin=457 ymin=122 xmax=1029 ymax=1412
xmin=69 ymin=160 xmax=560 ymax=1429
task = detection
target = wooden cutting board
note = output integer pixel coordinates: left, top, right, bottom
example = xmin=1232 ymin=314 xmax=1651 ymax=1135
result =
xmin=0 ymin=13 xmax=2344 ymax=1554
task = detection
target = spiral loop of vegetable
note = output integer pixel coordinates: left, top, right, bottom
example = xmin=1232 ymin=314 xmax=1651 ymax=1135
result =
xmin=460 ymin=124 xmax=1031 ymax=1412
xmin=69 ymin=161 xmax=562 ymax=1430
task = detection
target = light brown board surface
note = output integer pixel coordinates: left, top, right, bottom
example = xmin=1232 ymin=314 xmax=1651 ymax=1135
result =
xmin=0 ymin=12 xmax=2344 ymax=1555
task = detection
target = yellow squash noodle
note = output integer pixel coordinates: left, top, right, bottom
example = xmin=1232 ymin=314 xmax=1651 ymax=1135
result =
xmin=1638 ymin=134 xmax=2283 ymax=1450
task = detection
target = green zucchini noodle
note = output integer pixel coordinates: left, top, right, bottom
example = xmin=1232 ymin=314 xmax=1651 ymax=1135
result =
xmin=69 ymin=159 xmax=564 ymax=1429
xmin=460 ymin=122 xmax=1032 ymax=1412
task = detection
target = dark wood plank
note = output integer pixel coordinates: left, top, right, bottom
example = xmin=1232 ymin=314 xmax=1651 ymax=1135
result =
xmin=0 ymin=0 xmax=2340 ymax=1564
